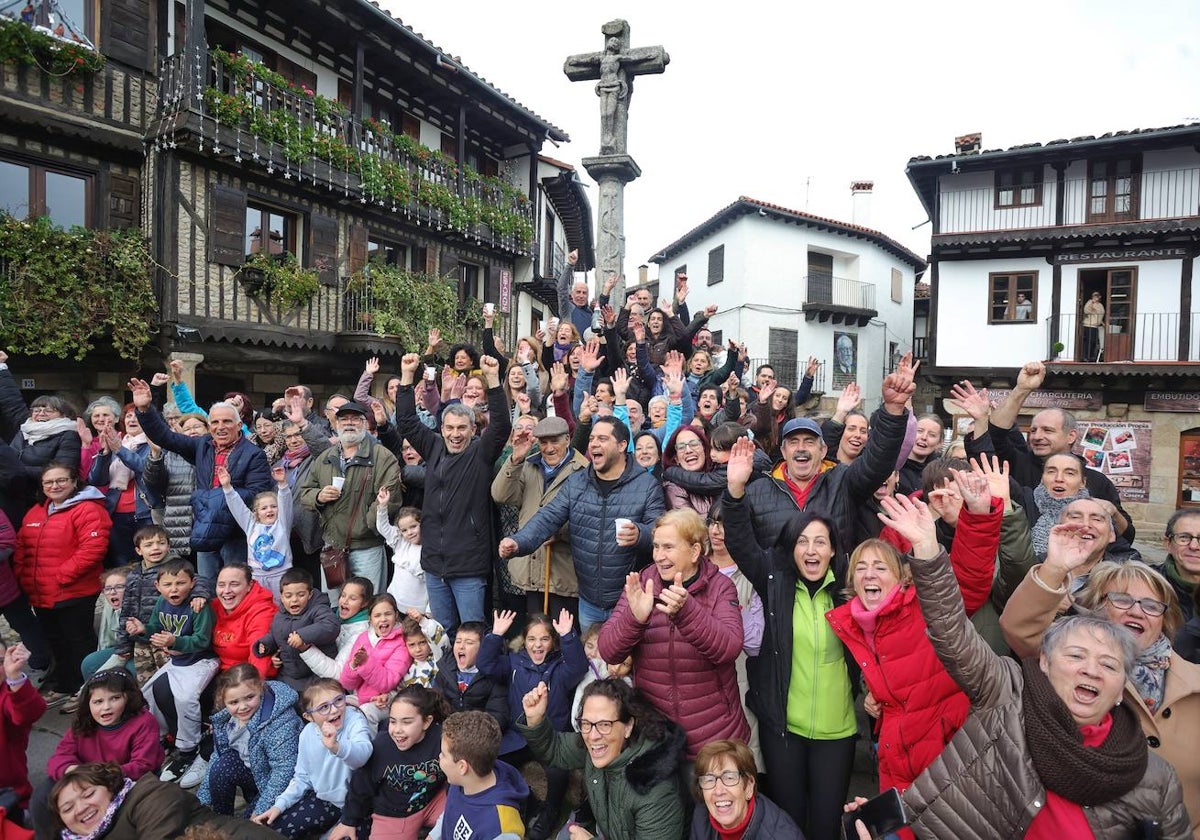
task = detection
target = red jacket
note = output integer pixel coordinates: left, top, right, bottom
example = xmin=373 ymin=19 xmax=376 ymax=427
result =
xmin=14 ymin=489 xmax=110 ymax=609
xmin=599 ymin=557 xmax=749 ymax=760
xmin=211 ymin=581 xmax=278 ymax=678
xmin=0 ymin=678 xmax=47 ymax=808
xmin=826 ymin=547 xmax=980 ymax=793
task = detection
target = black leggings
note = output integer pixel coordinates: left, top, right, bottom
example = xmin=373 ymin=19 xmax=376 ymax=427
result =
xmin=36 ymin=597 xmax=98 ymax=694
xmin=760 ymin=728 xmax=856 ymax=840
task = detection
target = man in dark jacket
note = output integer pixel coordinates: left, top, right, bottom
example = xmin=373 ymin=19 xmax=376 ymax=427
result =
xmin=129 ymin=378 xmax=272 ymax=584
xmin=741 ymin=360 xmax=916 ymax=563
xmin=499 ymin=416 xmax=666 ymax=629
xmin=393 ymin=352 xmax=508 ymax=632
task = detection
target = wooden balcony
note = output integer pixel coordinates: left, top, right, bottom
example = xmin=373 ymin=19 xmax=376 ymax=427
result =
xmin=154 ymin=49 xmax=536 ymax=256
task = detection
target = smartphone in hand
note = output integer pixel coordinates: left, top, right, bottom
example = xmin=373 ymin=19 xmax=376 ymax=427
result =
xmin=842 ymin=788 xmax=906 ymax=839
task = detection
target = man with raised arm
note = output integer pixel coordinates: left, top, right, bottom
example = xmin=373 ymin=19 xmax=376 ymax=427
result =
xmin=392 ymin=352 xmax=508 ymax=633
xmin=953 ymin=360 xmax=1134 ymax=542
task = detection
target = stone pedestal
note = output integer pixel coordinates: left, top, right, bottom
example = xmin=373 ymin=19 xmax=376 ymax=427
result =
xmin=583 ymin=154 xmax=642 ymax=303
xmin=168 ymin=351 xmax=205 ymax=395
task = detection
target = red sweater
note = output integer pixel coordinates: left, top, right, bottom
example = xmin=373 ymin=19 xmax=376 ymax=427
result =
xmin=0 ymin=678 xmax=47 ymax=807
xmin=211 ymin=582 xmax=278 ymax=678
xmin=46 ymin=708 xmax=164 ymax=781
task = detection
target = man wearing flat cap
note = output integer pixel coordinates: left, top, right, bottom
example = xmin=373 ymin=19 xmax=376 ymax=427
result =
xmin=491 ymin=415 xmax=590 ymax=619
xmin=300 ymin=400 xmax=401 ymax=594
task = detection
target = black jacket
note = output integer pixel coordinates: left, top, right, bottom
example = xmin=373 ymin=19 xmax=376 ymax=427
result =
xmin=689 ymin=794 xmax=805 ymax=840
xmin=394 ymin=383 xmax=511 ymax=579
xmin=432 ymin=650 xmax=522 ymax=752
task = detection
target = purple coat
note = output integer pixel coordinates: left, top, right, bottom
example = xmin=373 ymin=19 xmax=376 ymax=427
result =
xmin=0 ymin=507 xmax=18 ymax=606
xmin=598 ymin=557 xmax=749 ymax=760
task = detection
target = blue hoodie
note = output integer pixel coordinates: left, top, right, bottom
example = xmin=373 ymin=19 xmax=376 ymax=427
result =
xmin=433 ymin=759 xmax=528 ymax=840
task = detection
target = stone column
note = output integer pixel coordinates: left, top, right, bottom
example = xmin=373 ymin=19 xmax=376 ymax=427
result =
xmin=168 ymin=352 xmax=205 ymax=396
xmin=583 ymin=154 xmax=641 ymax=304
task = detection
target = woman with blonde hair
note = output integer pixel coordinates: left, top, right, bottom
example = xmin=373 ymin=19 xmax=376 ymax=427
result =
xmin=1002 ymin=557 xmax=1200 ymax=837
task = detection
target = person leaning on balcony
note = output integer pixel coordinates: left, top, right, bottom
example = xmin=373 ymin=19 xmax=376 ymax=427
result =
xmin=1083 ymin=290 xmax=1105 ymax=362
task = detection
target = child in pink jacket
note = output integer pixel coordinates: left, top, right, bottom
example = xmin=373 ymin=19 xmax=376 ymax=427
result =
xmin=340 ymin=594 xmax=412 ymax=727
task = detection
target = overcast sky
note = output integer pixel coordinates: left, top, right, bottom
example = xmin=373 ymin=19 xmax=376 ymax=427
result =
xmin=384 ymin=1 xmax=1200 ymax=283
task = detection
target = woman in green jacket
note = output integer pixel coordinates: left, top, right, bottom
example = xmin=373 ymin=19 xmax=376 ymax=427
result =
xmin=517 ymin=678 xmax=688 ymax=840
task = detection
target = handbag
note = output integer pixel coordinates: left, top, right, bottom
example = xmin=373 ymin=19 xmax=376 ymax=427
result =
xmin=320 ymin=471 xmax=368 ymax=589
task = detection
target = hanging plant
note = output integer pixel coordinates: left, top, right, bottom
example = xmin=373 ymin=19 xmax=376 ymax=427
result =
xmin=347 ymin=263 xmax=467 ymax=351
xmin=0 ymin=214 xmax=156 ymax=360
xmin=0 ymin=19 xmax=105 ymax=76
xmin=238 ymin=251 xmax=319 ymax=310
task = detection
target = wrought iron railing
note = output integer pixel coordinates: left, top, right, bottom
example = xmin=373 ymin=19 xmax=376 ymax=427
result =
xmin=802 ymin=274 xmax=877 ymax=310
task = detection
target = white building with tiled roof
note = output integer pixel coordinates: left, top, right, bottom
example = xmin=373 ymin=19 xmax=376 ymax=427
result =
xmin=906 ymin=123 xmax=1200 ymax=529
xmin=647 ymin=190 xmax=925 ymax=410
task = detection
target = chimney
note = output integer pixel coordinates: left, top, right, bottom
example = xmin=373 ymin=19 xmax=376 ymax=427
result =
xmin=954 ymin=132 xmax=982 ymax=154
xmin=638 ymin=264 xmax=649 ymax=286
xmin=850 ymin=181 xmax=873 ymax=226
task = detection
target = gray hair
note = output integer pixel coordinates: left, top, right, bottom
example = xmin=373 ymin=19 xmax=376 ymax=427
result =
xmin=85 ymin=396 xmax=121 ymax=419
xmin=648 ymin=395 xmax=668 ymax=412
xmin=1041 ymin=613 xmax=1137 ymax=681
xmin=208 ymin=401 xmax=240 ymax=421
xmin=162 ymin=402 xmax=182 ymax=420
xmin=441 ymin=403 xmax=476 ymax=428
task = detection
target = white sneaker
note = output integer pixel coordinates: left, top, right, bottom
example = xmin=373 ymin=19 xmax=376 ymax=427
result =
xmin=177 ymin=755 xmax=208 ymax=789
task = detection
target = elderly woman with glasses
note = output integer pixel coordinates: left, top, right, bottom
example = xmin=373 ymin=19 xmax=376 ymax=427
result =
xmin=1002 ymin=553 xmax=1200 ymax=838
xmin=0 ymin=351 xmax=81 ymax=509
xmin=689 ymin=740 xmax=803 ymax=840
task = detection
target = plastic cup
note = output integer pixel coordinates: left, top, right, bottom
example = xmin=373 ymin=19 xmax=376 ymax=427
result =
xmin=614 ymin=517 xmax=632 ymax=536
xmin=424 ymin=365 xmax=436 ymax=381
xmin=483 ymin=302 xmax=495 ymax=316
xmin=331 ymin=476 xmax=345 ymax=490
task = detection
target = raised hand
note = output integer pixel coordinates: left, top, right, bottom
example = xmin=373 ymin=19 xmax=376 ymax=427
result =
xmin=948 ymin=380 xmax=992 ymax=423
xmin=726 ymin=437 xmax=756 ymax=496
xmin=399 ymin=353 xmax=421 ymax=383
xmin=286 ymin=394 xmax=306 ymax=424
xmin=127 ymin=378 xmax=152 ymax=409
xmin=806 ymin=356 xmax=820 ymax=378
xmin=364 ymin=356 xmax=380 ymax=375
xmin=578 ymin=391 xmax=598 ymax=423
xmin=624 ymin=572 xmax=656 ymax=624
xmin=522 ymin=681 xmax=550 ymax=725
xmin=426 ymin=328 xmax=441 ymax=352
xmin=656 ymin=572 xmax=689 ymax=617
xmin=510 ymin=427 xmax=534 ymax=463
xmin=704 ymin=304 xmax=718 ymax=318
xmin=1046 ymin=523 xmax=1099 ymax=577
xmin=370 ymin=399 xmax=387 ymax=425
xmin=663 ymin=368 xmax=684 ymax=400
xmin=880 ymin=355 xmax=917 ymax=414
xmin=376 ymin=486 xmax=390 ymax=508
xmin=552 ymin=608 xmax=574 ymax=637
xmin=631 ymin=318 xmax=646 ymax=343
xmin=479 ymin=355 xmax=501 ymax=388
xmin=169 ymin=359 xmax=185 ymax=383
xmin=3 ymin=642 xmax=30 ymax=680
xmin=602 ymin=304 xmax=617 ymax=328
xmin=271 ymin=465 xmax=286 ymax=487
xmin=567 ymin=249 xmax=579 ymax=267
xmin=612 ymin=367 xmax=629 ymax=400
xmin=1015 ymin=361 xmax=1046 ymax=392
xmin=150 ymin=372 xmax=170 ymax=387
xmin=75 ymin=417 xmax=93 ymax=448
xmin=737 ymin=342 xmax=748 ymax=363
xmin=836 ymin=382 xmax=861 ymax=415
xmin=492 ymin=609 xmax=517 ymax=637
xmin=877 ymin=494 xmax=939 ymax=559
xmin=971 ymin=454 xmax=1010 ymax=508
xmin=514 ymin=391 xmax=532 ymax=414
xmin=549 ymin=362 xmax=569 ymax=395
xmin=580 ymin=339 xmax=603 ymax=373
xmin=216 ymin=464 xmax=231 ymax=489
xmin=757 ymin=382 xmax=776 ymax=405
xmin=659 ymin=298 xmax=675 ymax=318
xmin=101 ymin=428 xmax=122 ymax=454
xmin=662 ymin=350 xmax=685 ymax=380
xmin=603 ymin=274 xmax=617 ymax=295
xmin=950 ymin=467 xmax=991 ymax=515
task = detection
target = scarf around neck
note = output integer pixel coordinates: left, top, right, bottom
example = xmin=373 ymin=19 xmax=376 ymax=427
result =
xmin=20 ymin=416 xmax=77 ymax=446
xmin=1020 ymin=657 xmax=1146 ymax=805
xmin=1031 ymin=484 xmax=1091 ymax=556
xmin=282 ymin=443 xmax=311 ymax=470
xmin=1131 ymin=634 xmax=1172 ymax=713
xmin=108 ymin=432 xmax=147 ymax=492
xmin=60 ymin=776 xmax=134 ymax=840
xmin=849 ymin=584 xmax=904 ymax=654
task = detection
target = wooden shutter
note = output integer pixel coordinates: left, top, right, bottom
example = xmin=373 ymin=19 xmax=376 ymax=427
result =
xmin=105 ymin=171 xmax=140 ymax=229
xmin=309 ymin=213 xmax=339 ymax=287
xmin=347 ymin=224 xmax=368 ymax=275
xmin=207 ymin=184 xmax=247 ymax=267
xmin=401 ymin=113 xmax=420 ymax=140
xmin=100 ymin=0 xmax=155 ymax=71
xmin=707 ymin=245 xmax=725 ymax=285
xmin=440 ymin=132 xmax=456 ymax=160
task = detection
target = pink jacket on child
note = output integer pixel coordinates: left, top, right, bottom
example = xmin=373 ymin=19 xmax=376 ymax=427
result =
xmin=339 ymin=625 xmax=413 ymax=701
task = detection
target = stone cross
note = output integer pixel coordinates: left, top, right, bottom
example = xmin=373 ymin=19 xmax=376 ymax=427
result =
xmin=565 ymin=20 xmax=668 ymax=300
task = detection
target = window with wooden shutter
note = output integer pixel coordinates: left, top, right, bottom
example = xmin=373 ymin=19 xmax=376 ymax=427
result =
xmin=207 ymin=184 xmax=246 ymax=267
xmin=891 ymin=268 xmax=903 ymax=304
xmin=707 ymin=245 xmax=724 ymax=286
xmin=347 ymin=224 xmax=368 ymax=275
xmin=100 ymin=0 xmax=154 ymax=71
xmin=309 ymin=213 xmax=339 ymax=287
xmin=105 ymin=172 xmax=139 ymax=229
xmin=401 ymin=114 xmax=420 ymax=140
xmin=768 ymin=327 xmax=798 ymax=386
xmin=441 ymin=133 xmax=457 ymax=161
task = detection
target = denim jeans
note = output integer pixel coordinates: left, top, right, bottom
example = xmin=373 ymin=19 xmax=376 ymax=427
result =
xmin=577 ymin=597 xmax=612 ymax=631
xmin=424 ymin=573 xmax=486 ymax=633
xmin=349 ymin=544 xmax=387 ymax=596
xmin=194 ymin=540 xmax=248 ymax=584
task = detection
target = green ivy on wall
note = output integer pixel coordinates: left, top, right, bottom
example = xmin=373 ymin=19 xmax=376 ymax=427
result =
xmin=0 ymin=215 xmax=157 ymax=360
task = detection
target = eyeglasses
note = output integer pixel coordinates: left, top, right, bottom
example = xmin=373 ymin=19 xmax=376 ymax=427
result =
xmin=697 ymin=770 xmax=744 ymax=790
xmin=674 ymin=440 xmax=704 ymax=452
xmin=707 ymin=520 xmax=724 ymax=530
xmin=30 ymin=406 xmax=59 ymax=416
xmin=1168 ymin=533 xmax=1200 ymax=547
xmin=41 ymin=477 xmax=73 ymax=487
xmin=1105 ymin=592 xmax=1168 ymax=617
xmin=306 ymin=694 xmax=346 ymax=716
xmin=284 ymin=433 xmax=304 ymax=440
xmin=576 ymin=718 xmax=618 ymax=735
xmin=102 ymin=584 xmax=127 ymax=595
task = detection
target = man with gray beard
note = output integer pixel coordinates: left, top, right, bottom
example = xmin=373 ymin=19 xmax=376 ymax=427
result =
xmin=300 ymin=401 xmax=401 ymax=593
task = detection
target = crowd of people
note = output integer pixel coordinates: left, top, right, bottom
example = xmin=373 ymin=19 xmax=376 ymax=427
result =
xmin=0 ymin=259 xmax=1197 ymax=840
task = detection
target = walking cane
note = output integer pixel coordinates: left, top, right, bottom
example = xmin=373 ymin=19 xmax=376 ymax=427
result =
xmin=541 ymin=535 xmax=555 ymax=615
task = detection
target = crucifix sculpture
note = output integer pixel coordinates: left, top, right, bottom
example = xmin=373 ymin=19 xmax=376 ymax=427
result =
xmin=565 ymin=20 xmax=669 ymax=301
